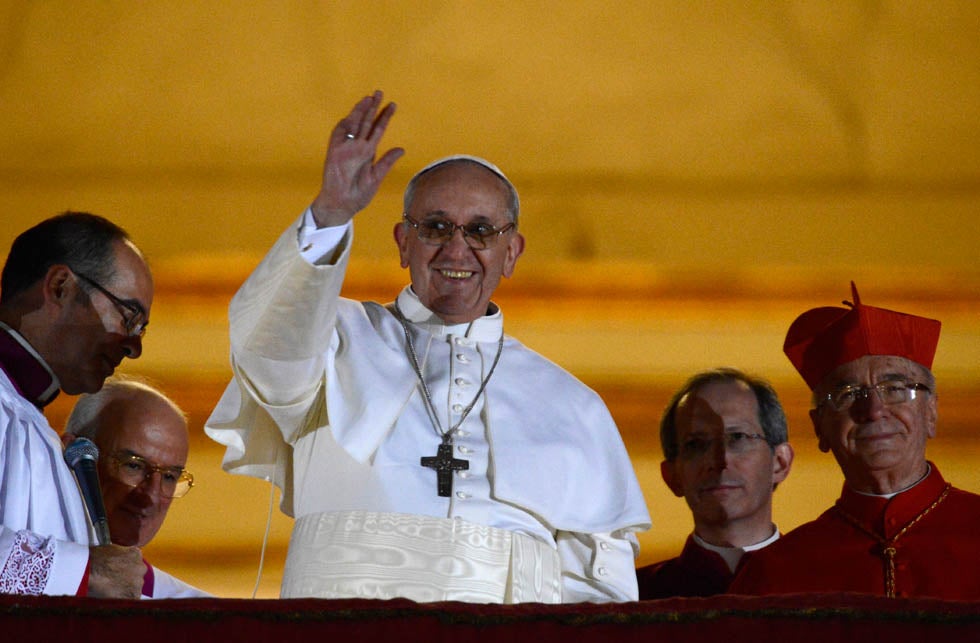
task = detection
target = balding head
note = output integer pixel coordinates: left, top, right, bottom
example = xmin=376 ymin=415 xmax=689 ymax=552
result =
xmin=65 ymin=378 xmax=189 ymax=547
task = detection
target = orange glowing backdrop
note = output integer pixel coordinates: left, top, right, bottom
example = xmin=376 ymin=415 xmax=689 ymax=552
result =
xmin=1 ymin=2 xmax=978 ymax=597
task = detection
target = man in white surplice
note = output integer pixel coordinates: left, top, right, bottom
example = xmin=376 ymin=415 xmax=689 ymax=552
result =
xmin=0 ymin=212 xmax=152 ymax=597
xmin=205 ymin=91 xmax=651 ymax=603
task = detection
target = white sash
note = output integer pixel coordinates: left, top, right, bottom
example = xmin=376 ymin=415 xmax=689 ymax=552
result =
xmin=281 ymin=511 xmax=561 ymax=603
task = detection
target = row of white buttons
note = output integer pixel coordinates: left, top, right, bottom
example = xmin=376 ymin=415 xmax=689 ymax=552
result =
xmin=451 ymin=336 xmax=478 ymax=504
xmin=594 ymin=540 xmax=612 ymax=576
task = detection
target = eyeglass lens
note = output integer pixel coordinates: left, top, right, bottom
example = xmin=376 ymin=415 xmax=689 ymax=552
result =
xmin=827 ymin=380 xmax=927 ymax=411
xmin=75 ymin=272 xmax=147 ymax=337
xmin=407 ymin=215 xmax=512 ymax=249
xmin=113 ymin=454 xmax=193 ymax=498
xmin=679 ymin=432 xmax=768 ymax=459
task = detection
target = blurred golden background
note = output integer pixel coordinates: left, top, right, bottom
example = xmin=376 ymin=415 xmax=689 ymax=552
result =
xmin=2 ymin=2 xmax=978 ymax=598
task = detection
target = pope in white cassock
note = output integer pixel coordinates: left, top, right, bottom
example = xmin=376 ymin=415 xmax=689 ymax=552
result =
xmin=205 ymin=91 xmax=651 ymax=603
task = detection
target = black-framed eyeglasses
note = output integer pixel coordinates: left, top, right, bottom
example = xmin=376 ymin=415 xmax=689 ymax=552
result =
xmin=402 ymin=213 xmax=516 ymax=250
xmin=108 ymin=452 xmax=194 ymax=499
xmin=821 ymin=380 xmax=931 ymax=413
xmin=73 ymin=271 xmax=148 ymax=338
xmin=679 ymin=431 xmax=771 ymax=460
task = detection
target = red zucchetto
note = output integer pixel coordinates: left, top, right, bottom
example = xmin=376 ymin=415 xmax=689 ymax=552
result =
xmin=783 ymin=282 xmax=942 ymax=390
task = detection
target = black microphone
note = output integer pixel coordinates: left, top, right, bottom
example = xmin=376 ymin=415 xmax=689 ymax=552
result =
xmin=63 ymin=437 xmax=112 ymax=546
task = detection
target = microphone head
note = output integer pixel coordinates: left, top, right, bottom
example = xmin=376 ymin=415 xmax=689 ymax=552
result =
xmin=64 ymin=436 xmax=100 ymax=468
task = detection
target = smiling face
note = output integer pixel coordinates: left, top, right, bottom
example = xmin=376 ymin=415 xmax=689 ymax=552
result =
xmin=810 ymin=355 xmax=936 ymax=494
xmin=49 ymin=240 xmax=153 ymax=395
xmin=661 ymin=379 xmax=792 ymax=546
xmin=394 ymin=162 xmax=524 ymax=324
xmin=93 ymin=391 xmax=189 ymax=547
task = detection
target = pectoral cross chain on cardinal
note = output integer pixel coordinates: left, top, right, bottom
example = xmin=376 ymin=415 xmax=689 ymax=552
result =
xmin=421 ymin=437 xmax=469 ymax=497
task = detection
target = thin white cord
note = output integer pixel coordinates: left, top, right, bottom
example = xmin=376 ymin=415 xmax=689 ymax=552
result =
xmin=250 ymin=477 xmax=276 ymax=599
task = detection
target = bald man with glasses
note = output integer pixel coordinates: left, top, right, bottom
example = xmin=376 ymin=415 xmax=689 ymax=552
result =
xmin=730 ymin=283 xmax=980 ymax=600
xmin=64 ymin=378 xmax=208 ymax=599
xmin=0 ymin=212 xmax=152 ymax=598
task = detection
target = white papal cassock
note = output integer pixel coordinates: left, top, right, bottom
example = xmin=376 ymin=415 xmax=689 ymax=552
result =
xmin=205 ymin=213 xmax=651 ymax=603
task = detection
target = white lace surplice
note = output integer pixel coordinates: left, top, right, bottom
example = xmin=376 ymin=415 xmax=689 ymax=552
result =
xmin=0 ymin=371 xmax=90 ymax=595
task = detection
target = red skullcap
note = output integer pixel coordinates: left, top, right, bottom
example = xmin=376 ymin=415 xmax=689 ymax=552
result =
xmin=783 ymin=282 xmax=942 ymax=390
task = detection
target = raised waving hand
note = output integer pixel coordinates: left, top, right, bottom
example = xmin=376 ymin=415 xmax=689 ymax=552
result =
xmin=310 ymin=90 xmax=405 ymax=228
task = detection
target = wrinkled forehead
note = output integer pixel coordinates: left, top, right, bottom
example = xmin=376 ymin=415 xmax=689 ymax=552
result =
xmin=98 ymin=397 xmax=188 ymax=460
xmin=819 ymin=354 xmax=929 ymax=389
xmin=405 ymin=156 xmax=519 ymax=221
xmin=414 ymin=165 xmax=511 ymax=215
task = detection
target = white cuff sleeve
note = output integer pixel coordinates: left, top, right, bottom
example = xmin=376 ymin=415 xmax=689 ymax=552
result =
xmin=297 ymin=207 xmax=351 ymax=265
xmin=555 ymin=530 xmax=640 ymax=603
xmin=45 ymin=538 xmax=90 ymax=595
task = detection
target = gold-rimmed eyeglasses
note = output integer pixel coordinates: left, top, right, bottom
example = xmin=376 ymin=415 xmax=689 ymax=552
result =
xmin=108 ymin=452 xmax=194 ymax=499
xmin=402 ymin=213 xmax=515 ymax=250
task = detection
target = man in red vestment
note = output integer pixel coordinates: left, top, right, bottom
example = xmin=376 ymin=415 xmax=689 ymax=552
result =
xmin=636 ymin=368 xmax=793 ymax=599
xmin=731 ymin=283 xmax=980 ymax=600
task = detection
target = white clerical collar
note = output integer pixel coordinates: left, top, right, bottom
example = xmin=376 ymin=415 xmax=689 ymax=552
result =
xmin=693 ymin=527 xmax=781 ymax=573
xmin=395 ymin=287 xmax=503 ymax=343
xmin=852 ymin=463 xmax=933 ymax=499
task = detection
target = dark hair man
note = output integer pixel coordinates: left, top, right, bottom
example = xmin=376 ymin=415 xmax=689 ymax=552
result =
xmin=637 ymin=368 xmax=793 ymax=598
xmin=0 ymin=212 xmax=152 ymax=597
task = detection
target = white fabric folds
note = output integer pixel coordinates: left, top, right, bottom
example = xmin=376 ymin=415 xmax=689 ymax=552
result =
xmin=281 ymin=511 xmax=561 ymax=603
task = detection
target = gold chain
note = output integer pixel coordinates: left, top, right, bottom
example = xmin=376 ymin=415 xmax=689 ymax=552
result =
xmin=834 ymin=483 xmax=950 ymax=598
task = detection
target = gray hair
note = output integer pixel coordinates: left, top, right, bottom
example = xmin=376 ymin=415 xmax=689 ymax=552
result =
xmin=402 ymin=155 xmax=520 ymax=226
xmin=66 ymin=376 xmax=185 ymax=441
xmin=660 ymin=367 xmax=789 ymax=462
